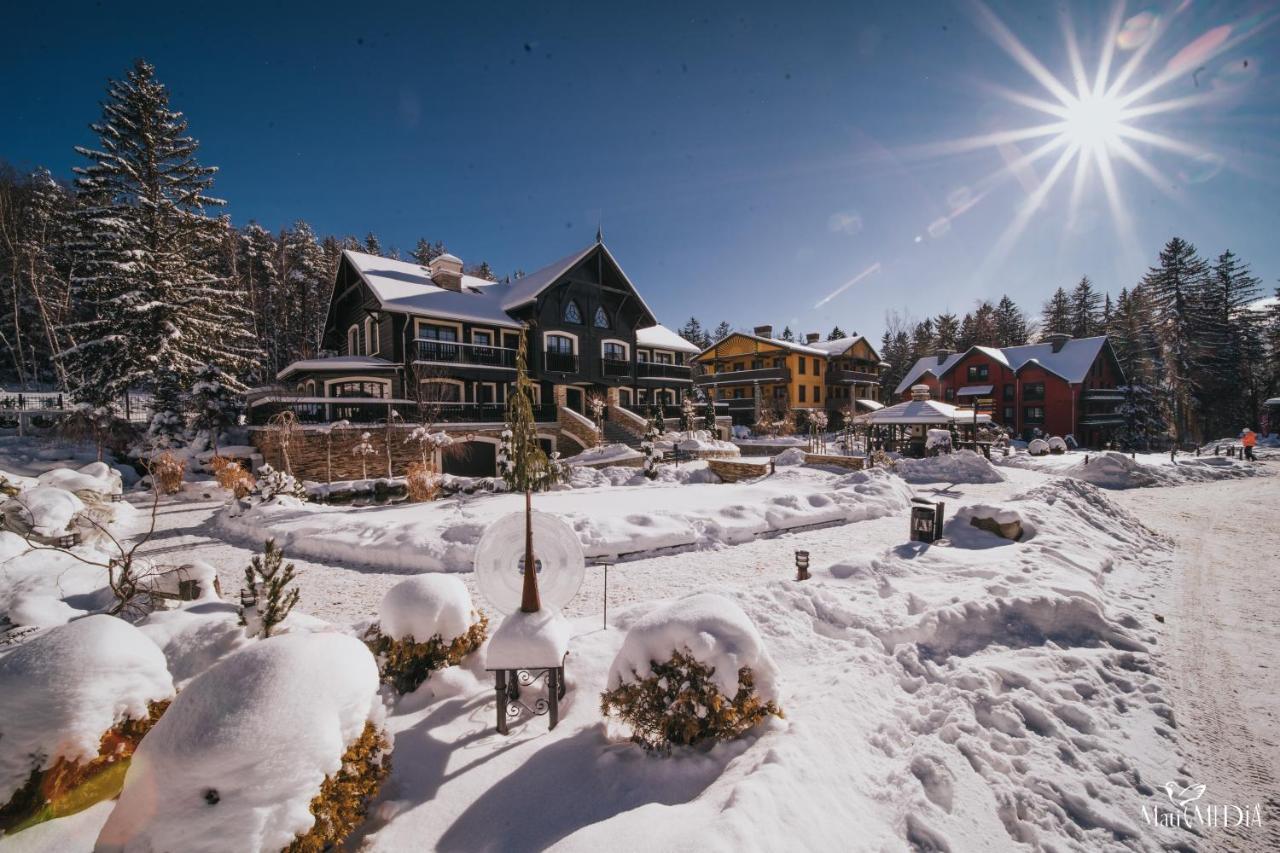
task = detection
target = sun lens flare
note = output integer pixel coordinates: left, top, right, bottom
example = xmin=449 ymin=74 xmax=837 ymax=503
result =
xmin=1061 ymin=93 xmax=1124 ymax=152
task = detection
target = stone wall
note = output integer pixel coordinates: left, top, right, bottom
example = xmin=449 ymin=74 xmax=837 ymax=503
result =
xmin=558 ymin=407 xmax=601 ymax=451
xmin=707 ymin=457 xmax=772 ymax=482
xmin=803 ymin=453 xmax=866 ymax=471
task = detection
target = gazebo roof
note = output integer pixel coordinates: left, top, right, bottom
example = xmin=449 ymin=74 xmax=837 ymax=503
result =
xmin=859 ymin=397 xmax=991 ymax=425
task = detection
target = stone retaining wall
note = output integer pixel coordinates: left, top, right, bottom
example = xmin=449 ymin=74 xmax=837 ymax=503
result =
xmin=558 ymin=407 xmax=601 ymax=451
xmin=706 ymin=457 xmax=772 ymax=482
xmin=803 ymin=453 xmax=866 ymax=471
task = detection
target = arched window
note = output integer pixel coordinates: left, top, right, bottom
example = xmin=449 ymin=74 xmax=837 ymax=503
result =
xmin=593 ymin=306 xmax=610 ymax=328
xmin=563 ymin=300 xmax=582 ymax=324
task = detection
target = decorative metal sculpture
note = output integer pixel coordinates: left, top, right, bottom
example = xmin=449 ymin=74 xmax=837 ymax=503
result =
xmin=473 ymin=511 xmax=585 ymax=615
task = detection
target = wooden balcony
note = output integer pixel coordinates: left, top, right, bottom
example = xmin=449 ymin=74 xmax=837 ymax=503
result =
xmin=413 ymin=339 xmax=517 ymax=368
xmin=635 ymin=362 xmax=693 ymax=380
xmin=695 ymin=366 xmax=791 ymax=386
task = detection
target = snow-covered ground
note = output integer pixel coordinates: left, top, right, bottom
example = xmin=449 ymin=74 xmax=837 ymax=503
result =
xmin=1 ymin=438 xmax=1277 ymax=851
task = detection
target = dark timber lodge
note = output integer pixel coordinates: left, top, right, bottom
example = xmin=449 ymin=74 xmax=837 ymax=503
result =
xmin=247 ymin=236 xmax=707 ymax=478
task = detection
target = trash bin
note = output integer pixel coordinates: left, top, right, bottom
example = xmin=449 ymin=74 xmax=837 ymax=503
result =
xmin=909 ymin=498 xmax=945 ymax=543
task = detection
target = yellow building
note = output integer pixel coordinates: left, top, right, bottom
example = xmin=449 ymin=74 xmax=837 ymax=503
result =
xmin=693 ymin=325 xmax=885 ymax=425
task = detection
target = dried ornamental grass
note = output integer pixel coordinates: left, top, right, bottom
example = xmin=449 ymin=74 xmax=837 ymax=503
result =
xmin=285 ymin=721 xmax=392 ymax=853
xmin=363 ymin=615 xmax=488 ymax=695
xmin=151 ymin=451 xmax=185 ymax=495
xmin=0 ymin=699 xmax=170 ymax=833
xmin=404 ymin=461 xmax=441 ymax=502
xmin=209 ymin=455 xmax=254 ymax=498
xmin=600 ymin=651 xmax=783 ymax=751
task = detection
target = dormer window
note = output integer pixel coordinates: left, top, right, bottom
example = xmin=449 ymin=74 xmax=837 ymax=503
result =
xmin=593 ymin=306 xmax=610 ymax=329
xmin=563 ymin=300 xmax=582 ymax=324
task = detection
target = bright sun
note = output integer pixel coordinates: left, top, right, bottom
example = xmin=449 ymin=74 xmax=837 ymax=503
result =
xmin=1061 ymin=93 xmax=1125 ymax=151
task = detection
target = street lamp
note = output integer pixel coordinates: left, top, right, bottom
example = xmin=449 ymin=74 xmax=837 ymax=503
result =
xmin=794 ymin=550 xmax=811 ymax=581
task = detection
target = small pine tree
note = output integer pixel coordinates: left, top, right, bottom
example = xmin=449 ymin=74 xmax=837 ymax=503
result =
xmin=703 ymin=397 xmax=717 ymax=432
xmin=239 ymin=539 xmax=300 ymax=638
xmin=641 ymin=419 xmax=659 ymax=479
xmin=779 ymin=326 xmax=795 ymax=342
xmin=145 ymin=368 xmax=187 ymax=448
xmin=828 ymin=325 xmax=847 ymax=340
xmin=679 ymin=394 xmax=698 ymax=432
xmin=190 ymin=362 xmax=242 ymax=453
xmin=712 ymin=321 xmax=732 ymax=343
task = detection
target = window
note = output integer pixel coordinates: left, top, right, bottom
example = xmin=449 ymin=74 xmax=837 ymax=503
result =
xmin=1024 ymin=382 xmax=1046 ymax=401
xmin=637 ymin=350 xmax=650 ymax=363
xmin=329 ymin=381 xmax=385 ymax=398
xmin=813 ymin=358 xmax=821 ymax=375
xmin=419 ymin=324 xmax=458 ymax=342
xmin=733 ymin=388 xmax=744 ymax=399
xmin=472 ymin=331 xmax=493 ymax=347
xmin=477 ymin=383 xmax=496 ymax=404
xmin=799 ymin=386 xmax=806 ymax=403
xmin=1024 ymin=405 xmax=1046 ymax=423
xmin=967 ymin=364 xmax=989 ymax=381
xmin=421 ymin=380 xmax=461 ymax=403
xmin=944 ymin=388 xmax=955 ymax=401
xmin=546 ymin=334 xmax=574 ymax=354
xmin=774 ymin=358 xmax=784 ymax=368
xmin=774 ymin=386 xmax=787 ymax=399
xmin=603 ymin=341 xmax=626 ymax=361
xmin=798 ymin=358 xmax=806 ymax=375
xmin=1003 ymin=383 xmax=1014 ymax=399
xmin=1003 ymin=406 xmax=1015 ymax=422
xmin=733 ymin=361 xmax=745 ymax=371
xmin=593 ymin=306 xmax=610 ymax=328
xmin=814 ymin=386 xmax=821 ymax=403
xmin=751 ymin=358 xmax=763 ymax=370
xmin=563 ymin=300 xmax=582 ymax=324
xmin=655 ymin=352 xmax=673 ymax=364
xmin=347 ymin=324 xmax=361 ymax=356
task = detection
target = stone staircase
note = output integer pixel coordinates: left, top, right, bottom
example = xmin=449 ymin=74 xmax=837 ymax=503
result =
xmin=602 ymin=419 xmax=645 ymax=450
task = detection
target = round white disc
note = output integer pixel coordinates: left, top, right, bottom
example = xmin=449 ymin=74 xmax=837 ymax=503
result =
xmin=473 ymin=511 xmax=586 ymax=614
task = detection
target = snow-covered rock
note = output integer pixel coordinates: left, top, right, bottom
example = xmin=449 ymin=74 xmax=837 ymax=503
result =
xmin=97 ymin=632 xmax=386 ymax=853
xmin=486 ymin=609 xmax=572 ymax=669
xmin=608 ymin=593 xmax=780 ymax=704
xmin=378 ymin=575 xmax=475 ymax=643
xmin=0 ymin=615 xmax=175 ymax=806
xmin=2 ymin=485 xmax=85 ymax=537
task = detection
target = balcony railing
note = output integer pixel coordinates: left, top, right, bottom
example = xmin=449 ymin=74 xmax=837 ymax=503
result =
xmin=635 ymin=362 xmax=692 ymax=380
xmin=247 ymin=397 xmax=557 ymax=426
xmin=600 ymin=358 xmax=632 ymax=378
xmin=414 ymin=339 xmax=516 ymax=368
xmin=543 ymin=351 xmax=578 ymax=373
xmin=831 ymin=369 xmax=880 ymax=384
xmin=696 ymin=366 xmax=791 ymax=385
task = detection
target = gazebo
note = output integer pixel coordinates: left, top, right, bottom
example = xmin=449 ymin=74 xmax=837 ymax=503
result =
xmin=858 ymin=384 xmax=991 ymax=457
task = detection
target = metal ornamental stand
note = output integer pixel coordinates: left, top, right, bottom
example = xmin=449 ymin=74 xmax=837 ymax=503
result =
xmin=490 ymin=655 xmax=568 ymax=735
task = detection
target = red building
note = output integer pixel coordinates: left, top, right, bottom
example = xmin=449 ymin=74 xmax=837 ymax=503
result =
xmin=892 ymin=334 xmax=1125 ymax=446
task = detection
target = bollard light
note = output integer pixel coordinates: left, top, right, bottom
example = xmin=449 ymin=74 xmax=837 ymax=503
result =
xmin=794 ymin=550 xmax=811 ymax=581
xmin=240 ymin=586 xmax=257 ymax=608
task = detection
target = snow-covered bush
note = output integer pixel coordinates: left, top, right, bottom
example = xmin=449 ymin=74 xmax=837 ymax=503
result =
xmin=773 ymin=447 xmax=806 ymax=466
xmin=253 ymin=463 xmax=306 ymax=502
xmin=1028 ymin=438 xmax=1050 ymax=456
xmin=150 ymin=450 xmax=186 ymax=495
xmin=925 ymin=428 xmax=952 ymax=454
xmin=0 ymin=616 xmax=175 ymax=832
xmin=1 ymin=486 xmax=85 ymax=538
xmin=1047 ymin=436 xmax=1068 ymax=454
xmin=363 ymin=575 xmax=487 ymax=695
xmin=209 ymin=455 xmax=253 ymax=498
xmin=602 ymin=594 xmax=782 ymax=751
xmin=641 ymin=421 xmax=659 ymax=480
xmin=96 ymin=633 xmax=391 ymax=853
xmin=405 ymin=461 xmax=442 ymax=502
xmin=35 ymin=461 xmax=122 ymax=499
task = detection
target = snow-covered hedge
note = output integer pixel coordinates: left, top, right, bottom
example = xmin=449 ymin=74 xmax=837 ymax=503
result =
xmin=0 ymin=616 xmax=175 ymax=831
xmin=363 ymin=575 xmax=488 ymax=695
xmin=603 ymin=593 xmax=782 ymax=750
xmin=97 ymin=632 xmax=391 ymax=853
xmin=1027 ymin=438 xmax=1050 ymax=456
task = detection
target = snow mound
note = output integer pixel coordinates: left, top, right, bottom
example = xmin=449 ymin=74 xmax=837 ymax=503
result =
xmin=672 ymin=430 xmax=738 ymax=454
xmin=1061 ymin=451 xmax=1163 ymax=489
xmin=486 ymin=609 xmax=572 ymax=669
xmin=36 ymin=461 xmax=122 ymax=497
xmin=378 ymin=574 xmax=475 ymax=642
xmin=6 ymin=593 xmax=85 ymax=628
xmin=895 ymin=449 xmax=1006 ymax=484
xmin=1027 ymin=438 xmax=1050 ymax=456
xmin=608 ymin=593 xmax=780 ymax=704
xmin=97 ymin=632 xmax=385 ymax=853
xmin=773 ymin=447 xmax=806 ymax=466
xmin=561 ymin=443 xmax=642 ymax=467
xmin=0 ymin=615 xmax=175 ymax=805
xmin=2 ymin=485 xmax=85 ymax=537
xmin=138 ymin=603 xmax=252 ymax=689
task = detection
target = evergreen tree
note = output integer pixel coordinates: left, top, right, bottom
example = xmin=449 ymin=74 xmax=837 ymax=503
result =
xmin=239 ymin=538 xmax=300 ymax=638
xmin=412 ymin=238 xmax=446 ymax=266
xmin=994 ymin=296 xmax=1029 ymax=345
xmin=1142 ymin=237 xmax=1210 ymax=440
xmin=703 ymin=396 xmax=717 ymax=431
xmin=780 ymin=326 xmax=795 ymax=342
xmin=500 ymin=329 xmax=566 ymax=612
xmin=712 ymin=321 xmax=732 ymax=342
xmin=934 ymin=312 xmax=960 ymax=350
xmin=1102 ymin=293 xmax=1114 ymax=329
xmin=1040 ymin=287 xmax=1072 ymax=336
xmin=1109 ymin=287 xmax=1167 ymax=447
xmin=1070 ymin=276 xmax=1103 ymax=338
xmin=1203 ymin=250 xmax=1264 ymax=434
xmin=145 ymin=367 xmax=187 ymax=447
xmin=679 ymin=317 xmax=708 ymax=349
xmin=641 ymin=418 xmax=659 ymax=480
xmin=909 ymin=318 xmax=935 ymax=362
xmin=363 ymin=232 xmax=383 ymax=256
xmin=828 ymin=325 xmax=847 ymax=340
xmin=60 ymin=60 xmax=256 ymax=411
xmin=190 ymin=361 xmax=243 ymax=452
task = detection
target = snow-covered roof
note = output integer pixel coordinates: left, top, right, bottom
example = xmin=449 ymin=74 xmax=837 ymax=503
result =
xmin=278 ymin=355 xmax=397 ymax=379
xmin=956 ymin=384 xmax=993 ymax=396
xmin=855 ymin=399 xmax=884 ymax=411
xmin=805 ymin=335 xmax=880 ymax=359
xmin=500 ymin=242 xmax=656 ymax=324
xmin=861 ymin=397 xmax=992 ymax=425
xmin=698 ymin=331 xmax=828 ymax=358
xmin=893 ymin=336 xmax=1111 ymax=395
xmin=637 ymin=323 xmax=701 ymax=354
xmin=345 ymin=250 xmax=522 ymax=329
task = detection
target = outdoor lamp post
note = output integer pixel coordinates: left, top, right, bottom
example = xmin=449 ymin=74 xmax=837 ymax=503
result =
xmin=240 ymin=586 xmax=257 ymax=608
xmin=794 ymin=550 xmax=811 ymax=581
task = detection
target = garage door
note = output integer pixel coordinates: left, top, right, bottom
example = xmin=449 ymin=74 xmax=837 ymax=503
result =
xmin=441 ymin=441 xmax=497 ymax=477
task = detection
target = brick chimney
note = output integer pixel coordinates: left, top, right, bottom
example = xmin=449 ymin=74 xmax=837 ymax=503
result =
xmin=753 ymin=324 xmax=773 ymax=338
xmin=1043 ymin=332 xmax=1072 ymax=353
xmin=429 ymin=253 xmax=464 ymax=292
xmin=911 ymin=384 xmax=931 ymax=401
xmin=935 ymin=349 xmax=951 ymax=365
xmin=805 ymin=332 xmax=821 ymax=344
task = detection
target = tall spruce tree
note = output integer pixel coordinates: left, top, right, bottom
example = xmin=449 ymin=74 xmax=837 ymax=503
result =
xmin=60 ymin=60 xmax=256 ymax=413
xmin=713 ymin=321 xmax=732 ymax=342
xmin=1204 ymin=250 xmax=1264 ymax=434
xmin=1069 ymin=276 xmax=1103 ymax=338
xmin=1141 ymin=237 xmax=1210 ymax=440
xmin=1109 ymin=287 xmax=1167 ymax=447
xmin=679 ymin=317 xmax=708 ymax=349
xmin=1040 ymin=287 xmax=1072 ymax=336
xmin=934 ymin=312 xmax=960 ymax=350
xmin=780 ymin=326 xmax=795 ymax=342
xmin=994 ymin=295 xmax=1029 ymax=345
xmin=828 ymin=325 xmax=847 ymax=340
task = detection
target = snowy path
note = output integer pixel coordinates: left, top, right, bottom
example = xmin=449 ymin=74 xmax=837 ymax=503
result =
xmin=1111 ymin=474 xmax=1280 ymax=852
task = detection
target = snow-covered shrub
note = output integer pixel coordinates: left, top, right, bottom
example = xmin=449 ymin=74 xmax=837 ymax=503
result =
xmin=0 ymin=616 xmax=175 ymax=832
xmin=405 ymin=461 xmax=441 ymax=502
xmin=36 ymin=462 xmax=122 ymax=499
xmin=925 ymin=428 xmax=952 ymax=454
xmin=149 ymin=450 xmax=185 ymax=495
xmin=641 ymin=421 xmax=659 ymax=480
xmin=96 ymin=633 xmax=391 ymax=853
xmin=209 ymin=455 xmax=253 ymax=498
xmin=363 ymin=575 xmax=487 ymax=695
xmin=1047 ymin=436 xmax=1068 ymax=454
xmin=239 ymin=539 xmax=300 ymax=638
xmin=602 ymin=594 xmax=782 ymax=751
xmin=253 ymin=463 xmax=306 ymax=502
xmin=1 ymin=486 xmax=85 ymax=538
xmin=1028 ymin=438 xmax=1050 ymax=456
xmin=773 ymin=447 xmax=806 ymax=466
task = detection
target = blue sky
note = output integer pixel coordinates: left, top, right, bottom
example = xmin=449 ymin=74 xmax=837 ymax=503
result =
xmin=3 ymin=1 xmax=1277 ymax=341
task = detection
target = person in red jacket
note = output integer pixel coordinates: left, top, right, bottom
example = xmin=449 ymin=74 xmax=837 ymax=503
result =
xmin=1242 ymin=428 xmax=1257 ymax=461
